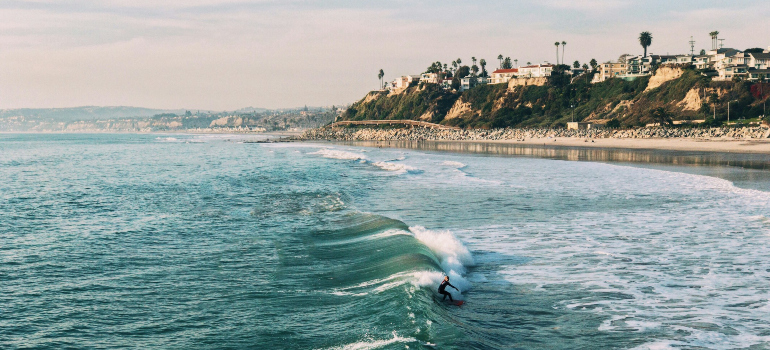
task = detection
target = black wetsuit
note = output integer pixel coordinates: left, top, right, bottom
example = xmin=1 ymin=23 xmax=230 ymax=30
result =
xmin=438 ymin=280 xmax=456 ymax=301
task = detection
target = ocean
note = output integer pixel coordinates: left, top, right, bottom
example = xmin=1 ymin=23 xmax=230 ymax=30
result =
xmin=2 ymin=133 xmax=770 ymax=349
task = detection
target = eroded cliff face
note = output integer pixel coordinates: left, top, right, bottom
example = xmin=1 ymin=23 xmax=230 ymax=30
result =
xmin=507 ymin=77 xmax=548 ymax=90
xmin=444 ymin=100 xmax=474 ymax=120
xmin=645 ymin=66 xmax=684 ymax=91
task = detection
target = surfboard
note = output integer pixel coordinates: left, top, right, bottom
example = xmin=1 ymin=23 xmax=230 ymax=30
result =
xmin=454 ymin=300 xmax=464 ymax=306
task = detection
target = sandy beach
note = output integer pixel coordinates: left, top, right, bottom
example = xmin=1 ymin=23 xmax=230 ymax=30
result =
xmin=494 ymin=137 xmax=770 ymax=154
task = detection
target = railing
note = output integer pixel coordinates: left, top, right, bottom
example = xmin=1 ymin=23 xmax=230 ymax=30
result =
xmin=325 ymin=120 xmax=461 ymax=130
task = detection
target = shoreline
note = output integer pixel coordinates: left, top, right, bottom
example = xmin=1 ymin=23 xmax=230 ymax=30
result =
xmin=299 ymin=127 xmax=770 ymax=155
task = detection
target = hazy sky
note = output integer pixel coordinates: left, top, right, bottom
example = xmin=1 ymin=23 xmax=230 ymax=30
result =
xmin=1 ymin=0 xmax=768 ymax=110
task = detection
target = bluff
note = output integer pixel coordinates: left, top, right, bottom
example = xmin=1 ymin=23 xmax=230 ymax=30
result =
xmin=340 ymin=67 xmax=769 ymax=128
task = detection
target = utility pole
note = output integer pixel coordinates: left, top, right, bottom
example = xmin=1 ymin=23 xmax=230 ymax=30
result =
xmin=689 ymin=36 xmax=695 ymax=56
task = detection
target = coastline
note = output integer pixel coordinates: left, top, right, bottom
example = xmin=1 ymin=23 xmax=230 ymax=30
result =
xmin=299 ymin=127 xmax=770 ymax=155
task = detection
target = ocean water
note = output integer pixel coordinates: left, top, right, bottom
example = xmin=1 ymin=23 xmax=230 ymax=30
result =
xmin=2 ymin=133 xmax=770 ymax=349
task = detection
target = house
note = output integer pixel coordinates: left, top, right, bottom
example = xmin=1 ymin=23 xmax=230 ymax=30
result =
xmin=488 ymin=68 xmax=518 ymax=84
xmin=592 ymin=61 xmax=627 ymax=83
xmin=441 ymin=79 xmax=454 ymax=90
xmin=517 ymin=64 xmax=553 ymax=78
xmin=420 ymin=73 xmax=440 ymax=84
xmin=390 ymin=75 xmax=420 ymax=91
xmin=460 ymin=76 xmax=487 ymax=91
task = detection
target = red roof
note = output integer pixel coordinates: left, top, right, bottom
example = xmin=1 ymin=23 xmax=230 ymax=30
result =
xmin=492 ymin=68 xmax=518 ymax=74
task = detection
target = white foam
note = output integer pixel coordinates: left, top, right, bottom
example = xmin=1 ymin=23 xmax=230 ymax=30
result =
xmin=372 ymin=161 xmax=418 ymax=173
xmin=324 ymin=332 xmax=416 ymax=350
xmin=408 ymin=226 xmax=473 ymax=296
xmin=309 ymin=149 xmax=367 ymax=161
xmin=441 ymin=161 xmax=467 ymax=168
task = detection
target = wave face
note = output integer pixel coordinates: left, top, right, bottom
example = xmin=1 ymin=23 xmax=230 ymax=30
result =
xmin=4 ymin=134 xmax=770 ymax=349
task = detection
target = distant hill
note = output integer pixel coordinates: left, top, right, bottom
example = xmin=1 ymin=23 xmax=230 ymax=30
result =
xmin=0 ymin=106 xmax=189 ymax=122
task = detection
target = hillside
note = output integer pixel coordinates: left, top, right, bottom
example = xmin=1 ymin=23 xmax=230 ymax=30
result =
xmin=340 ymin=66 xmax=769 ymax=128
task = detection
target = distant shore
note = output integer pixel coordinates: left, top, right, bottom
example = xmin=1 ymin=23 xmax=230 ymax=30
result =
xmin=299 ymin=127 xmax=770 ymax=154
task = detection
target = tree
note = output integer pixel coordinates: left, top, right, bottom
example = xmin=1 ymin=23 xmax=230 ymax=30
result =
xmin=497 ymin=54 xmax=503 ymax=69
xmin=502 ymin=57 xmax=513 ymax=69
xmin=479 ymin=59 xmax=487 ymax=77
xmin=456 ymin=58 xmax=462 ymax=66
xmin=745 ymin=48 xmax=765 ymax=54
xmin=589 ymin=58 xmax=598 ymax=71
xmin=514 ymin=59 xmax=518 ymax=68
xmin=471 ymin=65 xmax=479 ymax=76
xmin=554 ymin=42 xmax=560 ymax=64
xmin=639 ymin=32 xmax=652 ymax=57
xmin=700 ymin=49 xmax=706 ymax=55
xmin=472 ymin=57 xmax=477 ymax=67
xmin=606 ymin=119 xmax=621 ymax=128
xmin=651 ymin=107 xmax=672 ymax=126
xmin=451 ymin=66 xmax=471 ymax=90
xmin=561 ymin=41 xmax=567 ymax=66
xmin=452 ymin=60 xmax=458 ymax=72
xmin=573 ymin=60 xmax=580 ymax=69
xmin=709 ymin=31 xmax=719 ymax=50
xmin=378 ymin=69 xmax=384 ymax=89
xmin=582 ymin=63 xmax=589 ymax=70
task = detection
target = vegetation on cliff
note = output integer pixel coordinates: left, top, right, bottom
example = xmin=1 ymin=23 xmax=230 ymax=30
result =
xmin=340 ymin=66 xmax=769 ymax=129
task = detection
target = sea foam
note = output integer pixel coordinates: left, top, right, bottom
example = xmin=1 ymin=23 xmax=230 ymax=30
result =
xmin=409 ymin=226 xmax=473 ymax=294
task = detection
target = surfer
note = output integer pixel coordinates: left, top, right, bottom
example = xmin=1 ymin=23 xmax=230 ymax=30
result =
xmin=438 ymin=276 xmax=459 ymax=302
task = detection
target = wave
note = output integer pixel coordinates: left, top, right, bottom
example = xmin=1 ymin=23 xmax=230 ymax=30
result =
xmin=372 ymin=161 xmax=420 ymax=174
xmin=441 ymin=160 xmax=467 ymax=168
xmin=309 ymin=149 xmax=367 ymax=161
xmin=310 ymin=148 xmax=421 ymax=174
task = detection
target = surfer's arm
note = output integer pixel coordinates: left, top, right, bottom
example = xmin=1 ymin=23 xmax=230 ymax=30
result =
xmin=449 ymin=283 xmax=458 ymax=290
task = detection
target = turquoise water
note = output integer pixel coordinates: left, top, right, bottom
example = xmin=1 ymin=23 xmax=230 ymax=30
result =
xmin=2 ymin=133 xmax=770 ymax=349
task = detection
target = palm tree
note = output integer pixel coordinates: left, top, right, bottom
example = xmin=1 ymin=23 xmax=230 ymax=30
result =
xmin=452 ymin=60 xmax=458 ymax=72
xmin=514 ymin=59 xmax=518 ymax=68
xmin=479 ymin=59 xmax=487 ymax=76
xmin=497 ymin=54 xmax=503 ymax=69
xmin=378 ymin=69 xmax=384 ymax=89
xmin=582 ymin=63 xmax=589 ymax=70
xmin=590 ymin=58 xmax=598 ymax=71
xmin=639 ymin=32 xmax=652 ymax=57
xmin=456 ymin=58 xmax=462 ymax=66
xmin=471 ymin=65 xmax=479 ymax=76
xmin=709 ymin=31 xmax=720 ymax=50
xmin=471 ymin=57 xmax=477 ymax=69
xmin=561 ymin=41 xmax=567 ymax=66
xmin=554 ymin=42 xmax=560 ymax=64
xmin=573 ymin=60 xmax=580 ymax=69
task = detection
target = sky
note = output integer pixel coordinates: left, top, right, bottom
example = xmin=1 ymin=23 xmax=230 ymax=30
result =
xmin=1 ymin=0 xmax=768 ymax=110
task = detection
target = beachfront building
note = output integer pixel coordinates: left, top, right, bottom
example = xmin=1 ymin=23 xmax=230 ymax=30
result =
xmin=441 ymin=79 xmax=453 ymax=90
xmin=488 ymin=69 xmax=518 ymax=84
xmin=592 ymin=61 xmax=627 ymax=83
xmin=517 ymin=64 xmax=553 ymax=78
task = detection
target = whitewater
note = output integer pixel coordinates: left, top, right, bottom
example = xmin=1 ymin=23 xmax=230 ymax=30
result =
xmin=2 ymin=133 xmax=770 ymax=349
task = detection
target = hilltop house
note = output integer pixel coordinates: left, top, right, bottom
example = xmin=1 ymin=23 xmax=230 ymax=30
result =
xmin=460 ymin=76 xmax=488 ymax=91
xmin=592 ymin=61 xmax=628 ymax=83
xmin=389 ymin=75 xmax=420 ymax=91
xmin=488 ymin=68 xmax=518 ymax=84
xmin=747 ymin=51 xmax=770 ymax=81
xmin=420 ymin=73 xmax=440 ymax=84
xmin=517 ymin=64 xmax=553 ymax=78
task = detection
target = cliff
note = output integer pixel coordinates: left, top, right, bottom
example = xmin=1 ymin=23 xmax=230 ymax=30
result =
xmin=340 ymin=67 xmax=769 ymax=128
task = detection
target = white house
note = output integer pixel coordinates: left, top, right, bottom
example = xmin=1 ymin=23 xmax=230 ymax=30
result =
xmin=488 ymin=69 xmax=518 ymax=84
xmin=517 ymin=64 xmax=553 ymax=78
xmin=389 ymin=75 xmax=420 ymax=91
xmin=420 ymin=73 xmax=440 ymax=84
